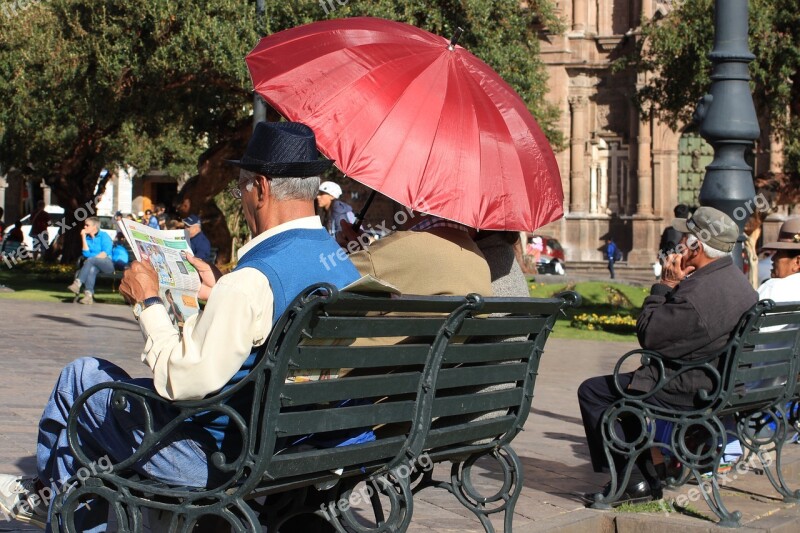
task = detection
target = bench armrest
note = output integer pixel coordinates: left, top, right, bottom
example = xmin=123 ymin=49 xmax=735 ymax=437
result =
xmin=65 ymin=381 xmax=248 ymax=479
xmin=611 ymin=348 xmax=723 ymax=407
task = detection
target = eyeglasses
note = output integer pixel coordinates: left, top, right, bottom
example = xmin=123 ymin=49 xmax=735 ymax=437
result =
xmin=228 ymin=178 xmax=255 ymax=200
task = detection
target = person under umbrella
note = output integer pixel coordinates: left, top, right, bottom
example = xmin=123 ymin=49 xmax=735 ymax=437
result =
xmin=316 ymin=181 xmax=355 ymax=238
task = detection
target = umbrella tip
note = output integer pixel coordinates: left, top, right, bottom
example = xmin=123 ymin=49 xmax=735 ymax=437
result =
xmin=448 ymin=27 xmax=464 ymax=51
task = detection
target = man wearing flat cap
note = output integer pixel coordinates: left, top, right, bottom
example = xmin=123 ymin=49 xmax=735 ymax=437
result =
xmin=0 ymin=122 xmax=369 ymax=530
xmin=578 ymin=206 xmax=757 ymax=507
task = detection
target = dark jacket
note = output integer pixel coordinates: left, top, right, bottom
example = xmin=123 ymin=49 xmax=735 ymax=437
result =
xmin=632 ymin=256 xmax=757 ymax=406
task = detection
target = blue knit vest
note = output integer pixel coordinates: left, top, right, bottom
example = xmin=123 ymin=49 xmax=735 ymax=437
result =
xmin=199 ymin=227 xmax=360 ymax=447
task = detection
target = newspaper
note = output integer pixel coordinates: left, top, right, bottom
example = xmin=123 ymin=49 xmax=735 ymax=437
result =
xmin=117 ymin=219 xmax=201 ymax=329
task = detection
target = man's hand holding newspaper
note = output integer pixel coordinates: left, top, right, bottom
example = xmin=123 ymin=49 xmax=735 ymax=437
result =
xmin=117 ymin=219 xmax=203 ymax=329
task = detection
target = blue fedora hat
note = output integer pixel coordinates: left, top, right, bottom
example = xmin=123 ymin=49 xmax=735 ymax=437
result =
xmin=226 ymin=121 xmax=333 ymax=177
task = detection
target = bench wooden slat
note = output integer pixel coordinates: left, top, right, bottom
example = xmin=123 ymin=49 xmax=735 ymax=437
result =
xmin=424 ymin=416 xmax=516 ymax=451
xmin=325 ymin=295 xmax=566 ymax=317
xmin=325 ymin=295 xmax=469 ymax=314
xmin=758 ymin=314 xmax=800 ymax=329
xmin=443 ymin=341 xmax=536 ymax=364
xmin=293 ymin=344 xmax=430 ymax=369
xmin=738 ymin=344 xmax=796 ymax=364
xmin=311 ymin=316 xmax=447 ymax=338
xmin=734 ymin=363 xmax=793 ymax=385
xmin=475 ymin=298 xmax=566 ymax=316
xmin=292 ymin=341 xmax=536 ymax=370
xmin=458 ymin=316 xmax=549 ymax=337
xmin=432 ymin=388 xmax=523 ymax=418
xmin=265 ymin=436 xmax=407 ymax=479
xmin=728 ymin=385 xmax=789 ymax=407
xmin=744 ymin=328 xmax=799 ymax=347
xmin=437 ymin=363 xmax=529 ymax=389
xmin=276 ymin=401 xmax=415 ymax=436
xmin=281 ymin=373 xmax=420 ymax=407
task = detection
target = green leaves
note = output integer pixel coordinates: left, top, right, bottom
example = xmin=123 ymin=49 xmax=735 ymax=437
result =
xmin=620 ymin=0 xmax=800 ymax=175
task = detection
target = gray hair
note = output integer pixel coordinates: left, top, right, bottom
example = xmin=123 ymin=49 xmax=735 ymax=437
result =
xmin=85 ymin=216 xmax=100 ymax=228
xmin=240 ymin=171 xmax=320 ymax=202
xmin=686 ymin=234 xmax=731 ymax=259
xmin=270 ymin=176 xmax=321 ymax=201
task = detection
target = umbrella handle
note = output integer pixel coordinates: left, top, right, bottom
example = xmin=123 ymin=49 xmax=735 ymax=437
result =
xmin=352 ymin=190 xmax=377 ymax=233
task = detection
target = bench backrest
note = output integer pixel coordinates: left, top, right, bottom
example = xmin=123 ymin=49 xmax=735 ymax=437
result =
xmin=719 ymin=300 xmax=800 ymax=411
xmin=216 ymin=284 xmax=577 ymax=490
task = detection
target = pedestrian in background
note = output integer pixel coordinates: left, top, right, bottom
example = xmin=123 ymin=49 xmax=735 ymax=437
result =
xmin=604 ymin=238 xmax=620 ymax=279
xmin=183 ymin=214 xmax=212 ymax=262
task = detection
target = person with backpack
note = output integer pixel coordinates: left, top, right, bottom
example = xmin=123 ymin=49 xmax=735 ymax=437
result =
xmin=605 ymin=238 xmax=621 ymax=279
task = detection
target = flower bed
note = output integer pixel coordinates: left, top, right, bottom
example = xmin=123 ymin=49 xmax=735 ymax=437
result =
xmin=570 ymin=312 xmax=637 ymax=334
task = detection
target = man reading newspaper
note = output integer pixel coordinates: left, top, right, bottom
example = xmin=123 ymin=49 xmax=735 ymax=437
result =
xmin=0 ymin=122 xmax=372 ymax=531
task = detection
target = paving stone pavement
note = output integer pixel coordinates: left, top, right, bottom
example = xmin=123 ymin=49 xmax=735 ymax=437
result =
xmin=0 ymin=299 xmax=798 ymax=532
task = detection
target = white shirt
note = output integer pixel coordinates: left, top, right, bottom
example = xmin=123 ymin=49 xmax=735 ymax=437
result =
xmin=758 ymin=272 xmax=800 ymax=303
xmin=138 ymin=216 xmax=323 ymax=401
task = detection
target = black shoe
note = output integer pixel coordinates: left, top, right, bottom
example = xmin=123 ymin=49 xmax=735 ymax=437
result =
xmin=581 ymin=480 xmax=662 ymax=507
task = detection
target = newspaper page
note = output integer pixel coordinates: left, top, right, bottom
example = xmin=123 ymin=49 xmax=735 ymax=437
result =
xmin=118 ymin=219 xmax=201 ymax=329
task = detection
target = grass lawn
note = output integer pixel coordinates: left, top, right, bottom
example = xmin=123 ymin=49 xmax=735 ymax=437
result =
xmin=0 ymin=262 xmax=126 ymax=304
xmin=0 ymin=263 xmax=647 ymax=342
xmin=527 ymin=279 xmax=648 ymax=342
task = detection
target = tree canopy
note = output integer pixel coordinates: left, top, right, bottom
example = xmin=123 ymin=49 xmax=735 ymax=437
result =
xmin=621 ymin=0 xmax=800 ymax=180
xmin=0 ymin=0 xmax=561 ymax=262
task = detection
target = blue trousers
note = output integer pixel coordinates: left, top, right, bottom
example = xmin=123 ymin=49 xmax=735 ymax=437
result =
xmin=77 ymin=257 xmax=114 ymax=294
xmin=37 ymin=358 xmax=218 ymax=532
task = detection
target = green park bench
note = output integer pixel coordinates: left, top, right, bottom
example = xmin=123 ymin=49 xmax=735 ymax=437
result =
xmin=52 ymin=283 xmax=579 ymax=532
xmin=591 ymin=299 xmax=800 ymax=527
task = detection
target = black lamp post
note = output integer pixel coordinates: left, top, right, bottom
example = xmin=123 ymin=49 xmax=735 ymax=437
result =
xmin=253 ymin=0 xmax=267 ymax=127
xmin=694 ymin=0 xmax=760 ymax=269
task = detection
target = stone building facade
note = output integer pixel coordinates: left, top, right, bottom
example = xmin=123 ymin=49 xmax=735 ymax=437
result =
xmin=537 ymin=0 xmax=785 ymax=266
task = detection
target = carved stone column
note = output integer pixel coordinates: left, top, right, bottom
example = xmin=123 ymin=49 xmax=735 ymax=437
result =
xmin=569 ymin=96 xmax=588 ymax=213
xmin=636 ymin=104 xmax=653 ymax=215
xmin=572 ymin=0 xmax=587 ymax=32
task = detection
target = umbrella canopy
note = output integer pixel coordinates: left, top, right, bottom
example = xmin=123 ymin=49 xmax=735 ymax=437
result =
xmin=246 ymin=17 xmax=563 ymax=232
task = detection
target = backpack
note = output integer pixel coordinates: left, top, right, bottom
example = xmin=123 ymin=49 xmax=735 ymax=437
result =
xmin=613 ymin=247 xmax=622 ymax=262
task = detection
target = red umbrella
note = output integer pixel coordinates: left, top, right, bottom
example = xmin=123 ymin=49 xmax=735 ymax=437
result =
xmin=246 ymin=17 xmax=563 ymax=232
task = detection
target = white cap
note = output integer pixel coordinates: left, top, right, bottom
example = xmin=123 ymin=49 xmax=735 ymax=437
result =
xmin=318 ymin=181 xmax=342 ymax=199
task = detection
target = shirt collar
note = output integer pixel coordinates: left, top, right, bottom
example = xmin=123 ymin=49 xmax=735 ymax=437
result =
xmin=237 ymin=216 xmax=322 ymax=261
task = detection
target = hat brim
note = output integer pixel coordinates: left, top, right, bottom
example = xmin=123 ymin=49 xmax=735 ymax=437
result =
xmin=225 ymin=158 xmax=333 ymax=177
xmin=671 ymin=218 xmax=690 ymax=233
xmin=762 ymin=241 xmax=800 ymax=251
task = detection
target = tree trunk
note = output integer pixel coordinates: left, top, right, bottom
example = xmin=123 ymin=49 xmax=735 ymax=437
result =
xmin=175 ymin=120 xmax=252 ymax=265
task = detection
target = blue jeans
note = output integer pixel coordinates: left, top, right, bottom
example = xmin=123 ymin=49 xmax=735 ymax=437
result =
xmin=77 ymin=257 xmax=114 ymax=294
xmin=37 ymin=358 xmax=218 ymax=532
